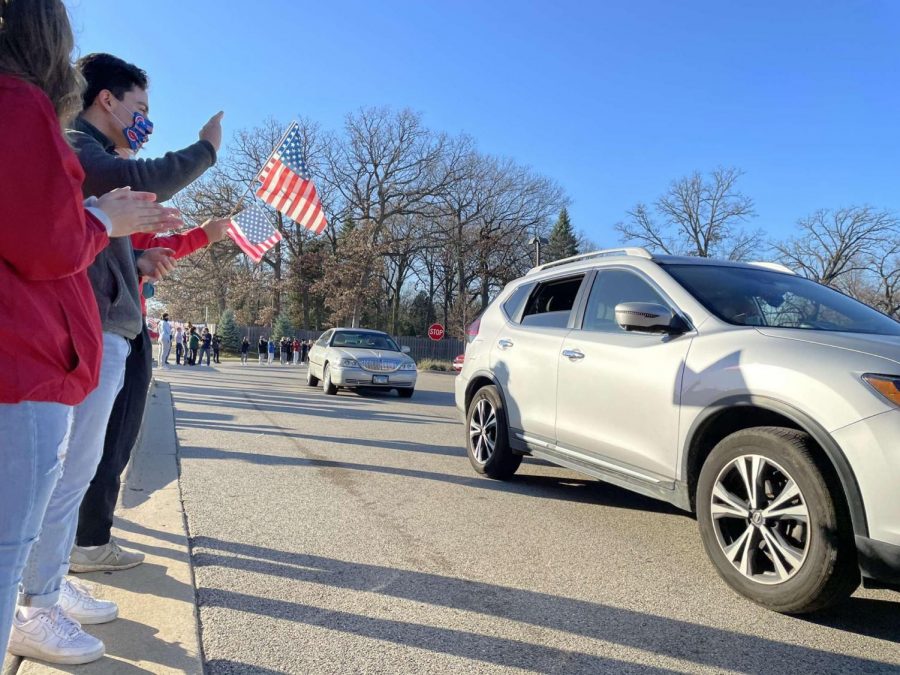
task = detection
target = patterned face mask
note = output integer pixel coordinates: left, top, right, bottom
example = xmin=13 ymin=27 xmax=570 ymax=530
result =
xmin=112 ymin=105 xmax=154 ymax=151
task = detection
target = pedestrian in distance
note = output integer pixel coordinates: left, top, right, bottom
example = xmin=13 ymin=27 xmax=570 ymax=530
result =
xmin=212 ymin=333 xmax=221 ymax=363
xmin=280 ymin=337 xmax=288 ymax=365
xmin=188 ymin=327 xmax=199 ymax=365
xmin=240 ymin=337 xmax=250 ymax=365
xmin=199 ymin=327 xmax=212 ymax=366
xmin=301 ymin=339 xmax=310 ymax=363
xmin=292 ymin=337 xmax=300 ymax=365
xmin=174 ymin=324 xmax=184 ymax=365
xmin=268 ymin=337 xmax=276 ymax=365
xmin=0 ymin=1 xmax=183 ymax=662
xmin=258 ymin=336 xmax=267 ymax=364
xmin=158 ymin=312 xmax=172 ymax=367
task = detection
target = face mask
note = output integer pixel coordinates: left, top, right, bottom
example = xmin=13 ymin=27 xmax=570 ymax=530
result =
xmin=111 ymin=104 xmax=153 ymax=152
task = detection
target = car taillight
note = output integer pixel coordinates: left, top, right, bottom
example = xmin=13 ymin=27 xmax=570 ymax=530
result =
xmin=466 ymin=316 xmax=481 ymax=343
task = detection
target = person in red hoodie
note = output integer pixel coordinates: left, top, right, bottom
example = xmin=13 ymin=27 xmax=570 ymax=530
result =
xmin=0 ymin=0 xmax=179 ymax=663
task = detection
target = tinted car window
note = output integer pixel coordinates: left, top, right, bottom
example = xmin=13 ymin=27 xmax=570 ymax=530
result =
xmin=664 ymin=264 xmax=900 ymax=335
xmin=502 ymin=283 xmax=534 ymax=323
xmin=521 ymin=275 xmax=584 ymax=329
xmin=332 ymin=331 xmax=400 ymax=351
xmin=582 ymin=269 xmax=668 ymax=332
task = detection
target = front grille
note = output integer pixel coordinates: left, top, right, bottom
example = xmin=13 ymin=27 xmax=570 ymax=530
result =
xmin=358 ymin=359 xmax=400 ymax=372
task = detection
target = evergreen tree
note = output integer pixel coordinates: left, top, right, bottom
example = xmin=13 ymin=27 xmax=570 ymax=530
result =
xmin=218 ymin=309 xmax=240 ymax=353
xmin=273 ymin=313 xmax=294 ymax=340
xmin=338 ymin=213 xmax=356 ymax=241
xmin=545 ymin=207 xmax=579 ymax=262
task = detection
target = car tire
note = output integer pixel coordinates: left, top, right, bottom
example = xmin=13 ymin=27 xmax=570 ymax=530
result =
xmin=397 ymin=388 xmax=414 ymax=399
xmin=322 ymin=364 xmax=337 ymax=395
xmin=306 ymin=368 xmax=319 ymax=387
xmin=696 ymin=426 xmax=859 ymax=614
xmin=465 ymin=385 xmax=521 ymax=480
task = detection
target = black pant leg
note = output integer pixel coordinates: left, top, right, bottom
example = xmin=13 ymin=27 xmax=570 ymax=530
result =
xmin=76 ymin=327 xmax=153 ymax=546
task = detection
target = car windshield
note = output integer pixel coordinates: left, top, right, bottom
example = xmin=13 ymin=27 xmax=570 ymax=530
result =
xmin=662 ymin=263 xmax=900 ymax=336
xmin=330 ymin=331 xmax=401 ymax=351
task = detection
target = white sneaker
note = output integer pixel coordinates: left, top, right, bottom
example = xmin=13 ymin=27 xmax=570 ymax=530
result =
xmin=59 ymin=577 xmax=118 ymax=624
xmin=7 ymin=606 xmax=105 ymax=665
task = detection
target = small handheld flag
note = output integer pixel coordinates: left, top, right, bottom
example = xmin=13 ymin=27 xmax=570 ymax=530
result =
xmin=228 ymin=201 xmax=283 ymax=263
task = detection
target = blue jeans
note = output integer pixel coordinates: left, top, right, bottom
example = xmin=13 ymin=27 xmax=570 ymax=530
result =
xmin=0 ymin=402 xmax=71 ymax=652
xmin=17 ymin=332 xmax=129 ymax=609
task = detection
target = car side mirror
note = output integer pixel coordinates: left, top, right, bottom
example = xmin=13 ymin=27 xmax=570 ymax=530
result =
xmin=401 ymin=345 xmax=411 ymax=354
xmin=615 ymin=302 xmax=688 ymax=335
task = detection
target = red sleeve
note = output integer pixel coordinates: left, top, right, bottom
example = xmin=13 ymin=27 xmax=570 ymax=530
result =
xmin=131 ymin=226 xmax=209 ymax=260
xmin=0 ymin=78 xmax=108 ymax=280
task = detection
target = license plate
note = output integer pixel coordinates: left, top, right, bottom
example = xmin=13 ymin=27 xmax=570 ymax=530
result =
xmin=372 ymin=375 xmax=389 ymax=384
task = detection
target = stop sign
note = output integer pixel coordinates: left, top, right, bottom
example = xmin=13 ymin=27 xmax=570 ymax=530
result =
xmin=428 ymin=323 xmax=445 ymax=341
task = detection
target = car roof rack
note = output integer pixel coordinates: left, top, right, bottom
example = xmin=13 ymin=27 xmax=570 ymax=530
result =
xmin=528 ymin=247 xmax=653 ymax=275
xmin=748 ymin=261 xmax=796 ymax=275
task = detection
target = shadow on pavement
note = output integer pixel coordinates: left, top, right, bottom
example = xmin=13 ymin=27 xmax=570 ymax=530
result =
xmin=201 ymin=588 xmax=679 ymax=674
xmin=176 ymin=421 xmax=465 ymax=458
xmin=81 ymin=560 xmax=193 ymax=604
xmin=192 ymin=538 xmax=900 ymax=673
xmin=800 ymin=596 xmax=900 ymax=643
xmin=205 ymin=662 xmax=289 ymax=675
xmin=177 ymin=444 xmax=684 ymax=514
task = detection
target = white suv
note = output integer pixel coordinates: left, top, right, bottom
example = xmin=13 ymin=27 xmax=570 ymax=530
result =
xmin=455 ymin=248 xmax=900 ymax=613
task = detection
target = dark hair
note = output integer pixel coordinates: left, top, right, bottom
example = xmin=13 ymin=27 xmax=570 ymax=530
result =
xmin=76 ymin=52 xmax=148 ymax=110
xmin=0 ymin=0 xmax=84 ymax=125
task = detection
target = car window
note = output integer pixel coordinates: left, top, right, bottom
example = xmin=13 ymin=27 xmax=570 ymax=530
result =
xmin=663 ymin=264 xmax=900 ymax=335
xmin=502 ymin=283 xmax=534 ymax=323
xmin=316 ymin=330 xmax=332 ymax=347
xmin=582 ymin=269 xmax=669 ymax=332
xmin=331 ymin=331 xmax=400 ymax=351
xmin=521 ymin=275 xmax=584 ymax=329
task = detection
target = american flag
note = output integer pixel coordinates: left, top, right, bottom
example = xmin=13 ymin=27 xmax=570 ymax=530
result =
xmin=228 ymin=201 xmax=283 ymax=263
xmin=256 ymin=122 xmax=328 ymax=234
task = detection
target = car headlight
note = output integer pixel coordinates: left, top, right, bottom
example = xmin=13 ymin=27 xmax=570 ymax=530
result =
xmin=862 ymin=374 xmax=900 ymax=407
xmin=399 ymin=361 xmax=417 ymax=371
xmin=339 ymin=358 xmax=359 ymax=368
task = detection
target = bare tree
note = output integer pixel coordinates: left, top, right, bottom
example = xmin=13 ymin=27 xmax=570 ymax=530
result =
xmin=773 ymin=207 xmax=899 ymax=288
xmin=616 ymin=167 xmax=760 ymax=259
xmin=320 ymin=107 xmax=460 ymax=326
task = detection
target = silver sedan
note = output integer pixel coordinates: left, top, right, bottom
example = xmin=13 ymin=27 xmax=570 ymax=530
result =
xmin=306 ymin=328 xmax=418 ymax=397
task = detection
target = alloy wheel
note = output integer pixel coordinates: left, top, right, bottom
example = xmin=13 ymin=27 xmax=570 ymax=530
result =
xmin=710 ymin=454 xmax=810 ymax=585
xmin=469 ymin=398 xmax=497 ymax=464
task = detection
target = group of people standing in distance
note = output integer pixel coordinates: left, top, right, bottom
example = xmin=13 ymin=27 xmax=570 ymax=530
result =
xmin=241 ymin=336 xmax=311 ymax=365
xmin=157 ymin=314 xmax=220 ymax=367
xmin=0 ymin=0 xmax=233 ymax=664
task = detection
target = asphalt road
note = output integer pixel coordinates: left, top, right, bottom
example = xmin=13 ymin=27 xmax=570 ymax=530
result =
xmin=157 ymin=361 xmax=900 ymax=674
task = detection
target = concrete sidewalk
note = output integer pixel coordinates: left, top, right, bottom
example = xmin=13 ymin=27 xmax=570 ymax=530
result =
xmin=3 ymin=381 xmax=202 ymax=675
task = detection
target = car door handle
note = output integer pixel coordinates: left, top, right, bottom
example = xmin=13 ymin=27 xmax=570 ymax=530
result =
xmin=562 ymin=348 xmax=585 ymax=361
xmin=498 ymin=339 xmax=514 ymax=350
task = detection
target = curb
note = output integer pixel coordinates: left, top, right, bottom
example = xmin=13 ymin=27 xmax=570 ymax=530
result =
xmin=5 ymin=381 xmax=202 ymax=674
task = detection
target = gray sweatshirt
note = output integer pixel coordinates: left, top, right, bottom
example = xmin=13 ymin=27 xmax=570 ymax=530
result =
xmin=67 ymin=117 xmax=216 ymax=338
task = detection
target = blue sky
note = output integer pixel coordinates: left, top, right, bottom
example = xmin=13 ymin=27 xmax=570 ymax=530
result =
xmin=68 ymin=1 xmax=900 ymax=247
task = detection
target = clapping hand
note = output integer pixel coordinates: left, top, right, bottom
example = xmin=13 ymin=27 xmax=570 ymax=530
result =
xmin=97 ymin=187 xmax=182 ymax=238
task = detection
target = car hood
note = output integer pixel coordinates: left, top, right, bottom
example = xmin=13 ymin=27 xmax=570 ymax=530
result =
xmin=756 ymin=328 xmax=900 ymax=368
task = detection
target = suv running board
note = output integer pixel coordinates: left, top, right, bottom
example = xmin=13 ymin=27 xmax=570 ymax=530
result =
xmin=520 ymin=438 xmax=692 ymax=512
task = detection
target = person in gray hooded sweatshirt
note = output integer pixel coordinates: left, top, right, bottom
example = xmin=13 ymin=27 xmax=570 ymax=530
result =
xmin=58 ymin=55 xmax=229 ymax=582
